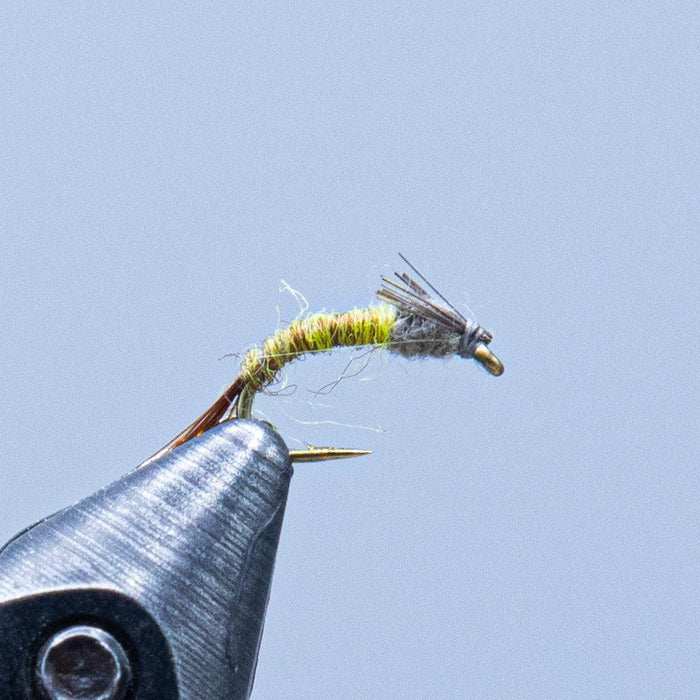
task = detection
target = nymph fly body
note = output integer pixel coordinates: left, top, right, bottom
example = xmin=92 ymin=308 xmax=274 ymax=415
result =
xmin=145 ymin=254 xmax=503 ymax=465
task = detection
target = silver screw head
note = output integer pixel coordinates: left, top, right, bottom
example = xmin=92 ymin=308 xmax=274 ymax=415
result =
xmin=35 ymin=624 xmax=132 ymax=700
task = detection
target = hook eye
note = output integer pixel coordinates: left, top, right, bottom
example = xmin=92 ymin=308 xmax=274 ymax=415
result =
xmin=472 ymin=343 xmax=504 ymax=376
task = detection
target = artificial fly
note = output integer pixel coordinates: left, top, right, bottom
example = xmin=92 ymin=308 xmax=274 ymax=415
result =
xmin=144 ymin=254 xmax=503 ymax=466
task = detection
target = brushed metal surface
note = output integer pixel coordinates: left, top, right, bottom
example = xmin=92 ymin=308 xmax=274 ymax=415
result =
xmin=0 ymin=419 xmax=293 ymax=699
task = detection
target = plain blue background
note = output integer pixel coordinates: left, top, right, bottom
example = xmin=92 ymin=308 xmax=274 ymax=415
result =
xmin=1 ymin=4 xmax=697 ymax=698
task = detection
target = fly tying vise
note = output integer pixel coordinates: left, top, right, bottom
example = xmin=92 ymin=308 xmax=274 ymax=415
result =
xmin=145 ymin=254 xmax=503 ymax=466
